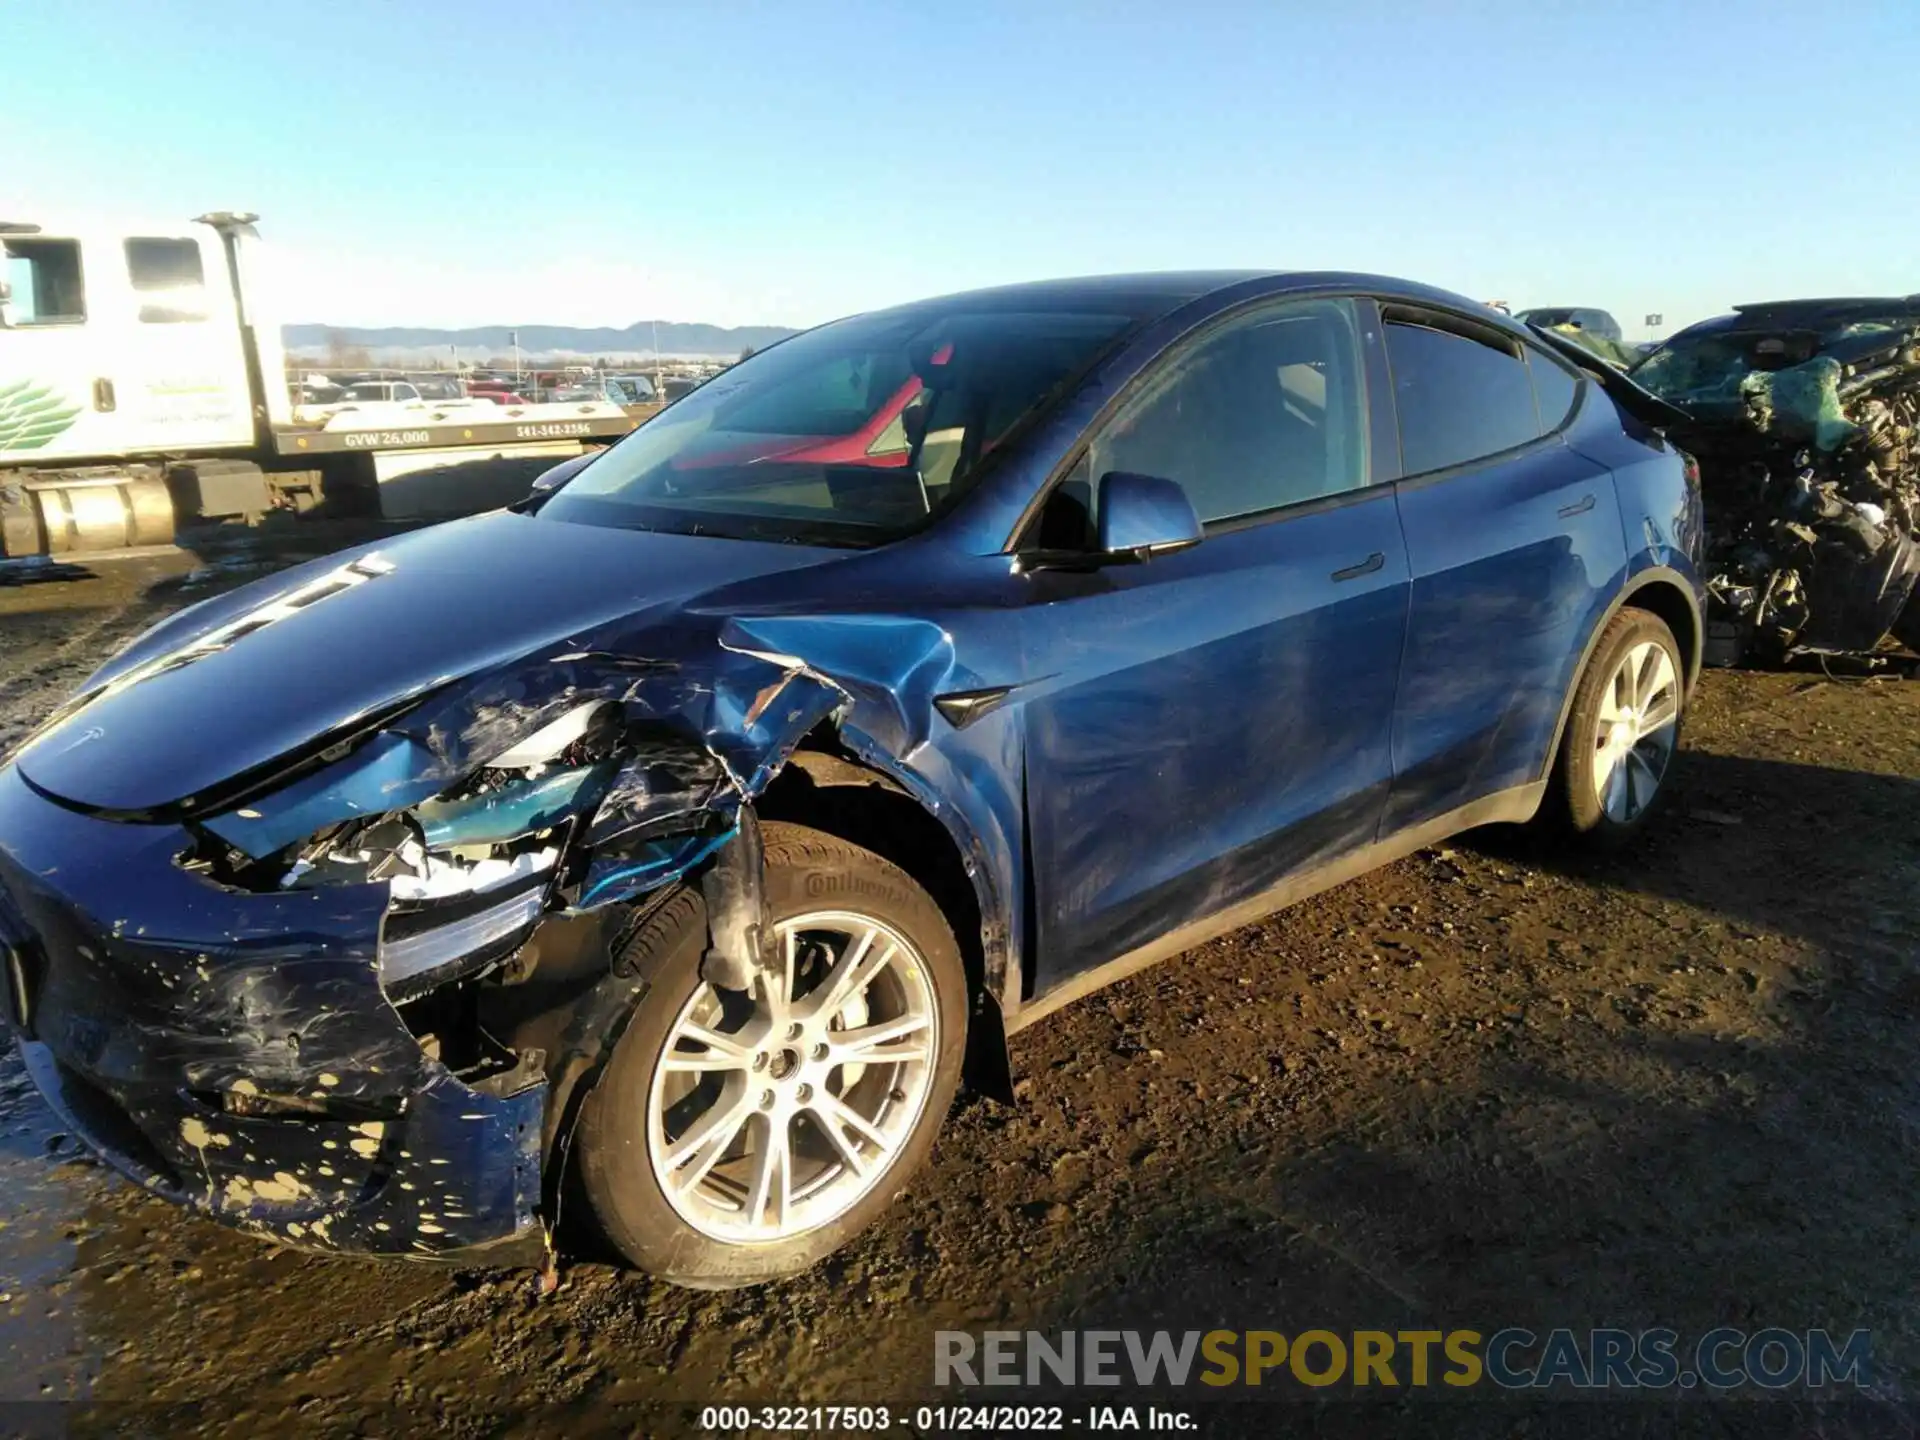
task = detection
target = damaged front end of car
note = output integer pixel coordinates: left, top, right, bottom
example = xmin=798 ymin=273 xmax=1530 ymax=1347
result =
xmin=0 ymin=599 xmax=971 ymax=1263
xmin=1633 ymin=300 xmax=1920 ymax=666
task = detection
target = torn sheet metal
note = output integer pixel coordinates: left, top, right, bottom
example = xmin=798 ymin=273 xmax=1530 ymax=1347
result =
xmin=719 ymin=614 xmax=958 ymax=760
xmin=1635 ymin=303 xmax=1920 ymax=664
xmin=179 ymin=610 xmax=964 ymax=930
xmin=581 ymin=741 xmax=731 ymax=850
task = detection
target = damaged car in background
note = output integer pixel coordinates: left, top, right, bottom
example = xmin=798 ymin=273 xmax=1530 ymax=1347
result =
xmin=1516 ymin=307 xmax=1648 ymax=372
xmin=1629 ymin=297 xmax=1920 ymax=666
xmin=0 ymin=270 xmax=1703 ymax=1286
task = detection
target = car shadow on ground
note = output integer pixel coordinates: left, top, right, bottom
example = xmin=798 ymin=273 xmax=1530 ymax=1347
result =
xmin=970 ymin=750 xmax=1920 ymax=1435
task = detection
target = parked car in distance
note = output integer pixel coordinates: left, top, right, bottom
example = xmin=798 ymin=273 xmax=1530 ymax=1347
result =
xmin=1516 ymin=306 xmax=1624 ymax=343
xmin=0 ymin=271 xmax=1703 ymax=1289
xmin=289 ymin=381 xmax=345 ymax=407
xmin=339 ymin=380 xmax=421 ymax=404
xmin=604 ymin=373 xmax=657 ymax=404
xmin=467 ymin=385 xmax=528 ymax=405
xmin=551 ymin=376 xmax=665 ymax=409
xmin=292 ymin=377 xmax=454 ymax=424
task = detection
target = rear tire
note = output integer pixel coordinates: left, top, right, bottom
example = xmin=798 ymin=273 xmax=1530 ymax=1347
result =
xmin=1548 ymin=608 xmax=1685 ymax=849
xmin=576 ymin=822 xmax=967 ymax=1289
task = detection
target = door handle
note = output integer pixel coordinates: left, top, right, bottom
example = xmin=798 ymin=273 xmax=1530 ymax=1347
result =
xmin=92 ymin=378 xmax=116 ymax=413
xmin=1331 ymin=551 xmax=1385 ymax=582
xmin=1557 ymin=493 xmax=1595 ymax=519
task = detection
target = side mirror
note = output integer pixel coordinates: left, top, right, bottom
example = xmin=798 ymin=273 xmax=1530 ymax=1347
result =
xmin=529 ymin=450 xmax=597 ymax=496
xmin=1097 ymin=470 xmax=1202 ymax=561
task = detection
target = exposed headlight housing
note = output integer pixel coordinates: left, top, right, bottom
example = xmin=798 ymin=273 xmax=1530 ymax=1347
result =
xmin=378 ymin=885 xmax=547 ymax=996
xmin=180 ymin=687 xmax=739 ymax=998
xmin=181 ymin=701 xmax=634 ymax=995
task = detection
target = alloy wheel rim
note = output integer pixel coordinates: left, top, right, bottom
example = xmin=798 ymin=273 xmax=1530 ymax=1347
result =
xmin=647 ymin=910 xmax=938 ymax=1243
xmin=1591 ymin=639 xmax=1680 ymax=823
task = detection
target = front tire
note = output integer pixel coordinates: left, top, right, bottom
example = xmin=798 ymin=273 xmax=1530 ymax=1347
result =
xmin=1548 ymin=608 xmax=1685 ymax=848
xmin=577 ymin=822 xmax=968 ymax=1288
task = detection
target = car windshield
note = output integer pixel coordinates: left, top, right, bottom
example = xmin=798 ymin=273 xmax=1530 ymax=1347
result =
xmin=343 ymin=384 xmax=391 ymax=400
xmin=1634 ymin=315 xmax=1912 ymax=409
xmin=1630 ymin=335 xmax=1763 ymax=407
xmin=537 ymin=301 xmax=1144 ymax=546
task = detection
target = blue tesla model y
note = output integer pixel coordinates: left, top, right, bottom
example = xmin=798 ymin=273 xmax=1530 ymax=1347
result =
xmin=0 ymin=271 xmax=1702 ymax=1284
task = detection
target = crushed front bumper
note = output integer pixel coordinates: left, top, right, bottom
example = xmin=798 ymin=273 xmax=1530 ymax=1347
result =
xmin=0 ymin=764 xmax=546 ymax=1262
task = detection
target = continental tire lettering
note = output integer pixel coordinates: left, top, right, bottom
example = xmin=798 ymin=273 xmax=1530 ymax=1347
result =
xmin=804 ymin=872 xmax=899 ymax=901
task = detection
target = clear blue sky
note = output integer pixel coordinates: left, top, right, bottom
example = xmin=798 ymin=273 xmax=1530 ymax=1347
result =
xmin=7 ymin=0 xmax=1917 ymax=336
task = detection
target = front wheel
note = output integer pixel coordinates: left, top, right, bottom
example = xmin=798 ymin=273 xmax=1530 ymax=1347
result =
xmin=576 ymin=823 xmax=968 ymax=1288
xmin=1548 ymin=608 xmax=1685 ymax=847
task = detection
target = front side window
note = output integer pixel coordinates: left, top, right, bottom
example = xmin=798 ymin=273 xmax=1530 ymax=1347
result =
xmin=1 ymin=238 xmax=86 ymax=326
xmin=1085 ymin=297 xmax=1371 ymax=526
xmin=125 ymin=237 xmax=208 ymax=323
xmin=539 ymin=300 xmax=1147 ymax=546
xmin=1385 ymin=315 xmax=1542 ymax=476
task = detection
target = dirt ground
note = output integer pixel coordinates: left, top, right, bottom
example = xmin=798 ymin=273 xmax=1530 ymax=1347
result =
xmin=2 ymin=546 xmax=1919 ymax=1436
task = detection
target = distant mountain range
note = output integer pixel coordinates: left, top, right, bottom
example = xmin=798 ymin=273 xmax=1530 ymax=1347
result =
xmin=282 ymin=320 xmax=803 ymax=362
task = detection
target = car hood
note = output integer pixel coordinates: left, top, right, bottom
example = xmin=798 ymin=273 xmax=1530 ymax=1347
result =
xmin=12 ymin=510 xmax=844 ymax=814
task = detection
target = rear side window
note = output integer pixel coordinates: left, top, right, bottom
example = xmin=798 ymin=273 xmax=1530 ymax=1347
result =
xmin=1385 ymin=317 xmax=1540 ymax=476
xmin=1 ymin=238 xmax=86 ymax=325
xmin=1528 ymin=348 xmax=1582 ymax=431
xmin=125 ymin=238 xmax=208 ymax=323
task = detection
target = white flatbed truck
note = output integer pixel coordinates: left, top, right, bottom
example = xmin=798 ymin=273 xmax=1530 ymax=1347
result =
xmin=0 ymin=212 xmax=650 ymax=560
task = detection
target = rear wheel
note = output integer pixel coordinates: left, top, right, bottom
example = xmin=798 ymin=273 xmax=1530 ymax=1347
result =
xmin=577 ymin=823 xmax=967 ymax=1288
xmin=1549 ymin=608 xmax=1685 ymax=847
